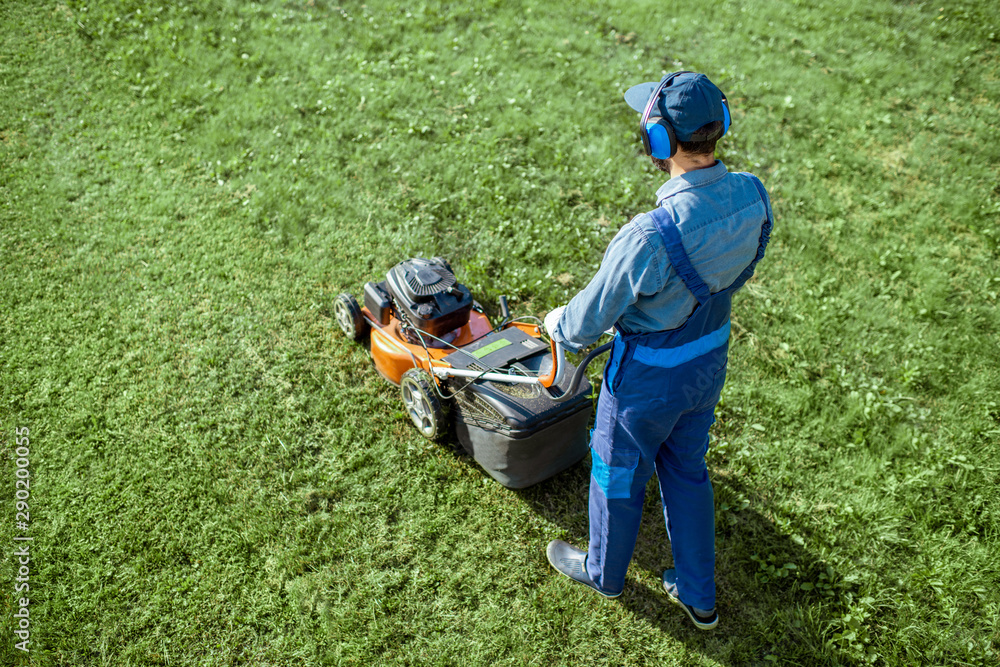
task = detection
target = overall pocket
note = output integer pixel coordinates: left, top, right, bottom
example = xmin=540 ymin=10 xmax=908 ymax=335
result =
xmin=604 ymin=337 xmax=624 ymax=397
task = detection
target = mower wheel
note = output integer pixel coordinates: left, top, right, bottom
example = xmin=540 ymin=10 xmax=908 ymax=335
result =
xmin=334 ymin=293 xmax=368 ymax=341
xmin=400 ymin=368 xmax=445 ymax=440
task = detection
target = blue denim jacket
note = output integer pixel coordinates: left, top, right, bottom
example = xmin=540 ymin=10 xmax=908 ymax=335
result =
xmin=552 ymin=161 xmax=772 ymax=352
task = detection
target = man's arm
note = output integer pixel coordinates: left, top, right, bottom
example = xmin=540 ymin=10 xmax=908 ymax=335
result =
xmin=550 ymin=217 xmax=663 ymax=351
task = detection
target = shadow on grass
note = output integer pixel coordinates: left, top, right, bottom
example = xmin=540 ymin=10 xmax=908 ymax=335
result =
xmin=512 ymin=458 xmax=855 ymax=667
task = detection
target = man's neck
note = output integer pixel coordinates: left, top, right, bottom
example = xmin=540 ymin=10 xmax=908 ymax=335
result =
xmin=668 ymin=155 xmax=717 ymax=179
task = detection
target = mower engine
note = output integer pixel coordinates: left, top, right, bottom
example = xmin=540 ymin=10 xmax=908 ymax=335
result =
xmin=365 ymin=257 xmax=474 ymax=342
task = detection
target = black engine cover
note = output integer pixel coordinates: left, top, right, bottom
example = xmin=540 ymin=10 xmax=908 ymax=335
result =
xmin=385 ymin=257 xmax=473 ymax=337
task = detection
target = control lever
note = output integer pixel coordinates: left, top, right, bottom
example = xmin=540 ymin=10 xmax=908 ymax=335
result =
xmin=545 ymin=341 xmax=613 ymax=403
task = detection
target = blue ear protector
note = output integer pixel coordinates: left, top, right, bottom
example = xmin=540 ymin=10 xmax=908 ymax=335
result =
xmin=641 ymin=72 xmax=732 ymax=159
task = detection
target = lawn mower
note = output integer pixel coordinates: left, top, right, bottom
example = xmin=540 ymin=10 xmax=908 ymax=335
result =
xmin=333 ymin=257 xmax=611 ymax=489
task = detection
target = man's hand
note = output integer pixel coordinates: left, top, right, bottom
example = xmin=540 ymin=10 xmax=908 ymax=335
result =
xmin=544 ymin=305 xmax=567 ymax=342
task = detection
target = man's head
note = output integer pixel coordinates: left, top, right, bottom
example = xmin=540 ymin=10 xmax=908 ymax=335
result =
xmin=649 ymin=118 xmax=723 ymax=173
xmin=624 ymin=72 xmax=730 ymax=163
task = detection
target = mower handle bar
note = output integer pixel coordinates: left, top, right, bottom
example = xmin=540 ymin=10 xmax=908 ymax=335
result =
xmin=431 ymin=338 xmax=613 ymax=403
xmin=545 ymin=340 xmax=613 ymax=402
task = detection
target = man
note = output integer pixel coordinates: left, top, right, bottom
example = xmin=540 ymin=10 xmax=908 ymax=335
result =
xmin=544 ymin=72 xmax=773 ymax=631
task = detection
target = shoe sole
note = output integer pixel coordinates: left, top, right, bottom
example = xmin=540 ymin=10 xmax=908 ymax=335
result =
xmin=666 ymin=592 xmax=718 ymax=630
xmin=592 ymin=587 xmax=622 ymax=599
xmin=550 ymin=561 xmax=623 ymax=598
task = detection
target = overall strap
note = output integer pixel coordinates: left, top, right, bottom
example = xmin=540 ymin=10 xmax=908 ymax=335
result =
xmin=647 ymin=206 xmax=712 ymax=304
xmin=727 ymin=174 xmax=774 ymax=292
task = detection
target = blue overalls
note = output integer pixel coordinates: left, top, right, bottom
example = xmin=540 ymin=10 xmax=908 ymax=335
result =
xmin=585 ymin=177 xmax=772 ymax=607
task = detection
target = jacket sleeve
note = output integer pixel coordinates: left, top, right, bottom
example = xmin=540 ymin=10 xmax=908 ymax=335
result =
xmin=550 ymin=217 xmax=664 ymax=351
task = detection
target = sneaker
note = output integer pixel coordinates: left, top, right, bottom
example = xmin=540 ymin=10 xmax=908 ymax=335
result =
xmin=546 ymin=540 xmax=622 ymax=598
xmin=662 ymin=569 xmax=718 ymax=630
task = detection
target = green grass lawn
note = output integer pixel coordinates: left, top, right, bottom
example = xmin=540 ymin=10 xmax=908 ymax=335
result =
xmin=1 ymin=0 xmax=998 ymax=664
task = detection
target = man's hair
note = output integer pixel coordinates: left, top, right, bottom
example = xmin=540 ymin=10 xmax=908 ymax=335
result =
xmin=677 ymin=120 xmax=723 ymax=156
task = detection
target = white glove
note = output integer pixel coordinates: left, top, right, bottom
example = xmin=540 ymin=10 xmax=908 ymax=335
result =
xmin=544 ymin=305 xmax=567 ymax=341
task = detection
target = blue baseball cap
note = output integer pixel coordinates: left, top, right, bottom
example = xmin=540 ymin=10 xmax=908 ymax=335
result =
xmin=624 ymin=72 xmax=727 ymax=141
